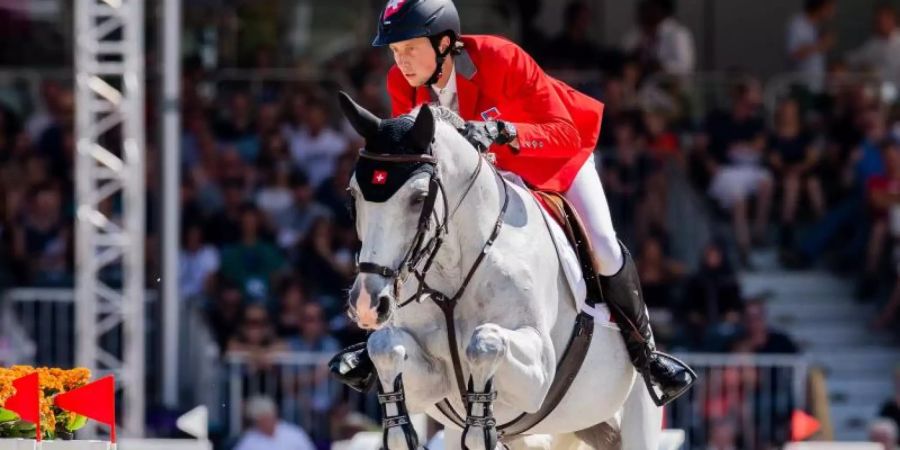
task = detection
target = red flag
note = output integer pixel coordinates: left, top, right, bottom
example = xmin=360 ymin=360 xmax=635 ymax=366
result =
xmin=3 ymin=372 xmax=42 ymax=441
xmin=55 ymin=375 xmax=116 ymax=443
xmin=790 ymin=409 xmax=821 ymax=441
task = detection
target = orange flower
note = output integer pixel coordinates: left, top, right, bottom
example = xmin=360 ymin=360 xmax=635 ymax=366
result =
xmin=0 ymin=366 xmax=92 ymax=438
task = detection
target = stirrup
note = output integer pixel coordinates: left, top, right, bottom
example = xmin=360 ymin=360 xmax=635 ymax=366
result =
xmin=642 ymin=352 xmax=697 ymax=407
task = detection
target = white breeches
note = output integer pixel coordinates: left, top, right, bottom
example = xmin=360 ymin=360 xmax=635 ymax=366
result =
xmin=562 ymin=154 xmax=624 ymax=276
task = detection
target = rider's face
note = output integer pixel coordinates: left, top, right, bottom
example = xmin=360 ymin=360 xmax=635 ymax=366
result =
xmin=389 ymin=37 xmax=437 ymax=87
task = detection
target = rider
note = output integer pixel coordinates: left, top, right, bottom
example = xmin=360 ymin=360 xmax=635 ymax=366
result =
xmin=330 ymin=0 xmax=695 ymax=406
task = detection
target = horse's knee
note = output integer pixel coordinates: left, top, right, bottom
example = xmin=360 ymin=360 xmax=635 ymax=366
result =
xmin=368 ymin=330 xmax=407 ymax=385
xmin=466 ymin=323 xmax=508 ymax=369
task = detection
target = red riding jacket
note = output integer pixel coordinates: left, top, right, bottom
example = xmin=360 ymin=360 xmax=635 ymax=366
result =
xmin=387 ymin=35 xmax=604 ymax=192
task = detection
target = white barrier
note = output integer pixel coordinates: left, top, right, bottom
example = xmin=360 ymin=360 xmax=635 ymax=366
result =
xmin=0 ymin=440 xmax=210 ymax=450
xmin=784 ymin=444 xmax=882 ymax=450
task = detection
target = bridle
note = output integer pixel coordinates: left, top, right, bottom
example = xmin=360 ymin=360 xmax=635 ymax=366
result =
xmin=353 ymin=139 xmax=510 ymax=317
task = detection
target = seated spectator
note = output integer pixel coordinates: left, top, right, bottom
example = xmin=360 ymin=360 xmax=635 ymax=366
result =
xmin=866 ymin=139 xmax=900 ymax=274
xmin=284 ymin=97 xmax=349 ymax=188
xmin=215 ymin=91 xmax=259 ymax=164
xmin=234 ymin=396 xmax=316 ymax=450
xmin=274 ymin=279 xmax=310 ymax=338
xmin=643 ymin=109 xmax=680 ymax=163
xmin=179 ymin=223 xmax=220 ymax=301
xmin=205 ymin=178 xmax=246 ymax=246
xmin=12 ymin=183 xmax=70 ymax=286
xmin=703 ymin=78 xmax=774 ymax=266
xmin=878 ymin=367 xmax=900 ymax=443
xmin=255 ymin=164 xmax=294 ymax=229
xmin=622 ymin=0 xmax=696 ymax=76
xmin=869 ymin=418 xmax=899 ymax=450
xmin=277 ymin=170 xmax=331 ymax=252
xmin=294 ymin=216 xmax=355 ymax=301
xmin=732 ymin=299 xmax=799 ymax=354
xmin=219 ymin=205 xmax=286 ymax=300
xmin=315 ymin=151 xmax=356 ymax=226
xmin=847 ymin=4 xmax=900 ymax=86
xmin=207 ymin=280 xmax=245 ymax=352
xmin=768 ymin=98 xmax=826 ymax=251
xmin=543 ymin=1 xmax=612 ymax=72
xmin=707 ymin=417 xmax=739 ymax=450
xmin=226 ymin=303 xmax=287 ymax=369
xmin=602 ymin=117 xmax=654 ymax=245
xmin=636 ymin=234 xmax=686 ymax=310
xmin=255 ymin=133 xmax=290 ymax=175
xmin=681 ymin=241 xmax=743 ymax=351
xmin=285 ymin=303 xmax=341 ymax=413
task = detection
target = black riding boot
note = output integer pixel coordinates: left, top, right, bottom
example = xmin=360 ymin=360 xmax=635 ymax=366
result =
xmin=328 ymin=341 xmax=376 ymax=392
xmin=600 ymin=242 xmax=697 ymax=406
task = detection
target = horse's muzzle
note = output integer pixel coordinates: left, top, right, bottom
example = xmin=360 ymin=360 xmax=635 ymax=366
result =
xmin=349 ymin=274 xmax=395 ymax=330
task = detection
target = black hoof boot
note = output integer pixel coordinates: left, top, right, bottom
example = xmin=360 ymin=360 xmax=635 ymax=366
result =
xmin=462 ymin=377 xmax=499 ymax=450
xmin=378 ymin=375 xmax=420 ymax=450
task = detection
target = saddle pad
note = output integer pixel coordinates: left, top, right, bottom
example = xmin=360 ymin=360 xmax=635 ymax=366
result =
xmin=498 ymin=171 xmax=618 ymax=330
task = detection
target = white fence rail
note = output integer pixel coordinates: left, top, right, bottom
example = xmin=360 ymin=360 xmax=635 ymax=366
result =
xmin=217 ymin=351 xmax=808 ymax=450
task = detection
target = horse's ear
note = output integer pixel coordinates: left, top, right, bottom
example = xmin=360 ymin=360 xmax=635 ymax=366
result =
xmin=407 ymin=105 xmax=434 ymax=152
xmin=338 ymin=91 xmax=381 ymax=140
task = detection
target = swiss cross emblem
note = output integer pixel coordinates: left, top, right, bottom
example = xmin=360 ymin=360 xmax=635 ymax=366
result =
xmin=480 ymin=107 xmax=502 ymax=121
xmin=383 ymin=0 xmax=407 ymax=20
xmin=372 ymin=170 xmax=388 ymax=185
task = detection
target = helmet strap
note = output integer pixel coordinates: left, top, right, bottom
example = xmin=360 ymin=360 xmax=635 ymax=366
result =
xmin=425 ymin=34 xmax=454 ymax=86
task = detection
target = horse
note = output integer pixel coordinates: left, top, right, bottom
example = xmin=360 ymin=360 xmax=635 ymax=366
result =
xmin=339 ymin=92 xmax=661 ymax=450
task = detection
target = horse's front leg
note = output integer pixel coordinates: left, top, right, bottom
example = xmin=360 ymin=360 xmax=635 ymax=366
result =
xmin=462 ymin=324 xmax=554 ymax=450
xmin=369 ymin=327 xmax=446 ymax=450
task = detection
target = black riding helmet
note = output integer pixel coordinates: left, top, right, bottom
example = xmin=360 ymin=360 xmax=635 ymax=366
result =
xmin=372 ymin=0 xmax=462 ymax=86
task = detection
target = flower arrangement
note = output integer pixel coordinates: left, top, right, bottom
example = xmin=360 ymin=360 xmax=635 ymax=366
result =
xmin=0 ymin=366 xmax=91 ymax=440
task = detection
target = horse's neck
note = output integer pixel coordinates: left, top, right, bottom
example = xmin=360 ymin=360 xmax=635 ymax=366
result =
xmin=425 ymin=135 xmax=504 ymax=296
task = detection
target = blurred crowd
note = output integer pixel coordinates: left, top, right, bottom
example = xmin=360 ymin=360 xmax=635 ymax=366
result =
xmin=1 ymin=0 xmax=900 ymax=448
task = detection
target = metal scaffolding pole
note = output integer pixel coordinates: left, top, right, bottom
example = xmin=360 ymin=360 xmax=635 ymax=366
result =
xmin=74 ymin=0 xmax=146 ymax=437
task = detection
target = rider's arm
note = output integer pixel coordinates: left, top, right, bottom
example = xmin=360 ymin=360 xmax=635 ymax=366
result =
xmin=483 ymin=42 xmax=582 ymax=159
xmin=387 ymin=65 xmax=417 ymax=117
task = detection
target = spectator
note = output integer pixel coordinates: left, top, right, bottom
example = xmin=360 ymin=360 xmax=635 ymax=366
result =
xmin=787 ymin=0 xmax=837 ymax=92
xmin=847 ymin=4 xmax=900 ymax=86
xmin=681 ymin=241 xmax=743 ymax=351
xmin=219 ymin=204 xmax=286 ymax=300
xmin=870 ymin=418 xmax=899 ymax=450
xmin=636 ymin=234 xmax=686 ymax=311
xmin=285 ymin=303 xmax=341 ymax=413
xmin=603 ymin=117 xmax=654 ymax=245
xmin=704 ymin=79 xmax=774 ymax=266
xmin=706 ymin=417 xmax=739 ymax=450
xmin=226 ymin=303 xmax=287 ymax=367
xmin=733 ymin=299 xmax=799 ymax=354
xmin=278 ymin=170 xmax=331 ymax=251
xmin=871 ymin=145 xmax=900 ymax=327
xmin=284 ymin=97 xmax=349 ymax=188
xmin=12 ymin=183 xmax=70 ymax=285
xmin=179 ymin=223 xmax=220 ymax=301
xmin=879 ymin=367 xmax=900 ymax=444
xmin=255 ymin=164 xmax=295 ymax=230
xmin=233 ymin=396 xmax=316 ymax=450
xmin=294 ymin=216 xmax=354 ymax=300
xmin=622 ymin=0 xmax=696 ymax=76
xmin=768 ymin=98 xmax=826 ymax=251
xmin=215 ymin=92 xmax=259 ymax=164
xmin=315 ymin=152 xmax=356 ymax=227
xmin=274 ymin=279 xmax=309 ymax=338
xmin=204 ymin=178 xmax=245 ymax=246
xmin=544 ymin=1 xmax=613 ymax=72
xmin=207 ymin=280 xmax=245 ymax=352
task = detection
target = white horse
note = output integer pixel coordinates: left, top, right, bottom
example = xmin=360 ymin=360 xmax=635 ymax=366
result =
xmin=339 ymin=93 xmax=661 ymax=450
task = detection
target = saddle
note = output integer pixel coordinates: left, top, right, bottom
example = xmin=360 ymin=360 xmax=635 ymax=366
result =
xmin=532 ymin=191 xmax=605 ymax=306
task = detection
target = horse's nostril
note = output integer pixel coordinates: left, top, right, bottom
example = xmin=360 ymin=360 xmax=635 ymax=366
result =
xmin=377 ymin=296 xmax=392 ymax=315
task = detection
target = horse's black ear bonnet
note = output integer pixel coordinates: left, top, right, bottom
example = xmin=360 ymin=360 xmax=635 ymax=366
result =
xmin=340 ymin=92 xmax=437 ymax=203
xmin=354 ymin=116 xmax=436 ymax=202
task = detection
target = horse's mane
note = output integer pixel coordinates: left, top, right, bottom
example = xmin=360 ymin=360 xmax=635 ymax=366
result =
xmin=407 ymin=104 xmax=465 ymax=131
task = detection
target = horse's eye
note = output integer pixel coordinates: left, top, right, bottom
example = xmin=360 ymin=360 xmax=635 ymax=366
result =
xmin=411 ymin=193 xmax=426 ymax=207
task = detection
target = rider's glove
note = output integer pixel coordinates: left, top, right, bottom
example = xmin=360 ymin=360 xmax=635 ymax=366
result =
xmin=461 ymin=120 xmax=517 ymax=152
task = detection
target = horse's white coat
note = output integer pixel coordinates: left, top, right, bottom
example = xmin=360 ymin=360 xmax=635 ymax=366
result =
xmin=349 ymin=106 xmax=661 ymax=450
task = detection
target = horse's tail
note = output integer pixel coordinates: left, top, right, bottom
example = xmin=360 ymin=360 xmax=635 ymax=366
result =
xmin=617 ymin=378 xmax=662 ymax=450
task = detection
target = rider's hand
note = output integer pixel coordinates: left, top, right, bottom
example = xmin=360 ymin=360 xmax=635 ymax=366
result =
xmin=461 ymin=120 xmax=517 ymax=152
xmin=462 ymin=121 xmax=499 ymax=152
